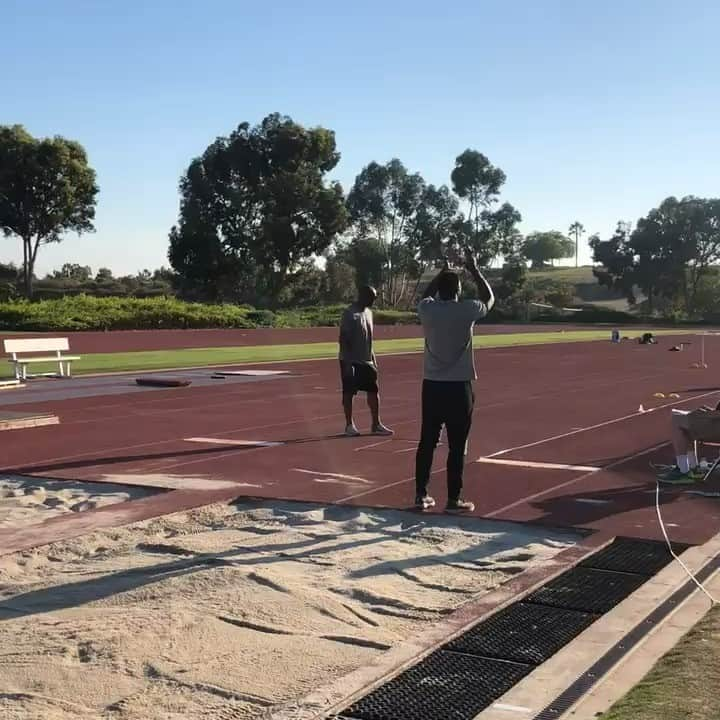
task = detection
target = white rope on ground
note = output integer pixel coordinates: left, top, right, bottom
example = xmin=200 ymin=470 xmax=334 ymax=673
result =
xmin=655 ymin=479 xmax=718 ymax=604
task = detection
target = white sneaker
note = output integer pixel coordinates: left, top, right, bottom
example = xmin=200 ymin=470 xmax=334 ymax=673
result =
xmin=372 ymin=424 xmax=394 ymax=436
xmin=345 ymin=424 xmax=361 ymax=437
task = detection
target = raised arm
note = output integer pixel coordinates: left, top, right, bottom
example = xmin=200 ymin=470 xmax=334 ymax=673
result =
xmin=464 ymin=251 xmax=495 ymax=310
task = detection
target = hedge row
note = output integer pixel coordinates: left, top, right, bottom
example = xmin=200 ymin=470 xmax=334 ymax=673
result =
xmin=0 ymin=296 xmax=418 ymax=331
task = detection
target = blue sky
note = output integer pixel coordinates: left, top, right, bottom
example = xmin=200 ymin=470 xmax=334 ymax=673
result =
xmin=2 ymin=0 xmax=719 ymax=276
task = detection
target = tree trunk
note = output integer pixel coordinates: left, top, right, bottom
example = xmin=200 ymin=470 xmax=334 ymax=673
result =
xmin=575 ymin=232 xmax=578 ymax=268
xmin=22 ymin=236 xmax=34 ymax=298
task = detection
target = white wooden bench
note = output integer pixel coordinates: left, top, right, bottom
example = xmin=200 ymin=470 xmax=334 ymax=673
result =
xmin=3 ymin=337 xmax=81 ymax=380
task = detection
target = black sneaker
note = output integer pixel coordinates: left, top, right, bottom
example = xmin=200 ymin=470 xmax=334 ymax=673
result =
xmin=446 ymin=499 xmax=475 ymax=514
xmin=415 ymin=495 xmax=436 ymax=510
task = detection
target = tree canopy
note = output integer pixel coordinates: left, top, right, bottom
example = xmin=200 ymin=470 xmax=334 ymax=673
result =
xmin=0 ymin=124 xmax=98 ymax=297
xmin=168 ymin=113 xmax=348 ymax=306
xmin=591 ymin=196 xmax=720 ymax=317
xmin=522 ymin=231 xmax=575 ymax=268
xmin=346 ymin=159 xmax=428 ymax=306
xmin=448 ymin=150 xmax=521 ymax=266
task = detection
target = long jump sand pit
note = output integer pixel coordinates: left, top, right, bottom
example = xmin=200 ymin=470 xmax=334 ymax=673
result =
xmin=0 ymin=498 xmax=577 ymax=719
xmin=1 ymin=475 xmax=155 ymax=529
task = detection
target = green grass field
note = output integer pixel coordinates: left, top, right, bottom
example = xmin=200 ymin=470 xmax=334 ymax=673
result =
xmin=0 ymin=328 xmax=695 ymax=377
xmin=601 ymin=606 xmax=720 ymax=720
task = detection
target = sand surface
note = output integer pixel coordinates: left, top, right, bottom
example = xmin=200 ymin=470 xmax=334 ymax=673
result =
xmin=0 ymin=475 xmax=154 ymax=529
xmin=0 ymin=497 xmax=576 ymax=720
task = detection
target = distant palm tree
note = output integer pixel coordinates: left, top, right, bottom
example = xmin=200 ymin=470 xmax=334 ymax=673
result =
xmin=568 ymin=221 xmax=586 ymax=268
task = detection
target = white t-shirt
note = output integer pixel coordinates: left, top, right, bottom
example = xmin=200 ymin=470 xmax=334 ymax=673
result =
xmin=417 ymin=298 xmax=488 ymax=381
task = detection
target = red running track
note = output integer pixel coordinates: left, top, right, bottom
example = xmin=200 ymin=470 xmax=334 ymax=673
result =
xmin=0 ymin=323 xmax=646 ymax=353
xmin=2 ymin=333 xmax=720 ymax=553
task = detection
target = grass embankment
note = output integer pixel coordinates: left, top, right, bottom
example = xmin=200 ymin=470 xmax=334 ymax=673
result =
xmin=601 ymin=606 xmax=720 ymax=720
xmin=0 ymin=329 xmax=693 ymax=376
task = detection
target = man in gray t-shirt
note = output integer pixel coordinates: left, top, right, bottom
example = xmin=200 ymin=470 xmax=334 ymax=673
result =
xmin=414 ymin=255 xmax=494 ymax=514
xmin=338 ymin=286 xmax=393 ymax=437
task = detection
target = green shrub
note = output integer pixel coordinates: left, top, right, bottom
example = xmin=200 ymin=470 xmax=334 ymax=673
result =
xmin=0 ymin=296 xmax=418 ymax=332
xmin=245 ymin=309 xmax=276 ymax=327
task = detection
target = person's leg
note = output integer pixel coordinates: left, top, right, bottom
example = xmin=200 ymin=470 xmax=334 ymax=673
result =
xmin=415 ymin=381 xmax=443 ymax=505
xmin=658 ymin=411 xmax=702 ymax=483
xmin=343 ymin=392 xmax=355 ymax=427
xmin=444 ymin=382 xmax=474 ymax=510
xmin=340 ymin=361 xmax=359 ymax=435
xmin=672 ymin=411 xmax=697 ymax=471
xmin=354 ymin=364 xmax=392 ymax=434
xmin=367 ymin=392 xmax=393 ymax=434
xmin=367 ymin=391 xmax=379 ymax=425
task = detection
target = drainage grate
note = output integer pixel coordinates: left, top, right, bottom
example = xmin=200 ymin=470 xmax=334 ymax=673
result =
xmin=580 ymin=536 xmax=688 ymax=576
xmin=337 ymin=537 xmax=691 ymax=720
xmin=343 ymin=650 xmax=531 ymax=720
xmin=445 ymin=602 xmax=598 ymax=665
xmin=523 ymin=566 xmax=648 ymax=614
xmin=532 ymin=549 xmax=720 ymax=720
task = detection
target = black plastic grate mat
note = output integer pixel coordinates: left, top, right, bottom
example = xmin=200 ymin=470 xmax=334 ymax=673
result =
xmin=445 ymin=602 xmax=598 ymax=665
xmin=343 ymin=650 xmax=531 ymax=720
xmin=531 ymin=550 xmax=720 ymax=720
xmin=338 ymin=537 xmax=691 ymax=720
xmin=523 ymin=566 xmax=648 ymax=614
xmin=580 ymin=536 xmax=689 ymax=576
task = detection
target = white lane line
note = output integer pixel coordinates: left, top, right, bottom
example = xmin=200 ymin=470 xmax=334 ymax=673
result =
xmin=486 ymin=441 xmax=670 ymax=518
xmin=292 ymin=468 xmax=370 ymax=484
xmin=212 ymin=370 xmax=289 ymax=376
xmin=574 ymin=498 xmax=612 ymax=505
xmin=184 ymin=437 xmax=284 ymax=447
xmin=477 ymin=457 xmax=600 ymax=472
xmin=355 ymin=438 xmax=395 ymax=452
xmin=482 ymin=389 xmax=720 ymax=460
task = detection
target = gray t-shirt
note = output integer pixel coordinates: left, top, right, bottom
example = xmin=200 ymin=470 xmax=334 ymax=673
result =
xmin=417 ymin=298 xmax=488 ymax=381
xmin=339 ymin=303 xmax=375 ymax=365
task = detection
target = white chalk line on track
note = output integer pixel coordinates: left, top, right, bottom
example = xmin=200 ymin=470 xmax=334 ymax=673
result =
xmin=185 ymin=437 xmax=283 ymax=447
xmin=484 ymin=441 xmax=671 ymax=518
xmin=5 ymin=345 xmax=714 ymax=487
xmin=482 ymin=389 xmax=720 ymax=460
xmin=338 ymin=390 xmax=720 ymax=506
xmin=477 ymin=458 xmax=600 ymax=472
xmin=16 ymin=343 xmax=676 ymax=431
xmin=10 ymin=387 xmax=716 ymax=484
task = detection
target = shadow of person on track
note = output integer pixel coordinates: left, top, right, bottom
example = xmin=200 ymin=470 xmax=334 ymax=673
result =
xmin=0 ymin=433 xmax=362 ymax=476
xmin=525 ymin=481 xmax=714 ymax=533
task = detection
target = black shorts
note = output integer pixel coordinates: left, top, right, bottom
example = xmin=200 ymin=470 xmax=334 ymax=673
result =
xmin=340 ymin=362 xmax=378 ymax=395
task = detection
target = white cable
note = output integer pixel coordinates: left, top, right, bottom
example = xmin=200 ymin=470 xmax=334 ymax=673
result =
xmin=655 ymin=479 xmax=718 ymax=604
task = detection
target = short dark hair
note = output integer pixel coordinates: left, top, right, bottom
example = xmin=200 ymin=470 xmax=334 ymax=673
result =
xmin=437 ymin=271 xmax=460 ymax=300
